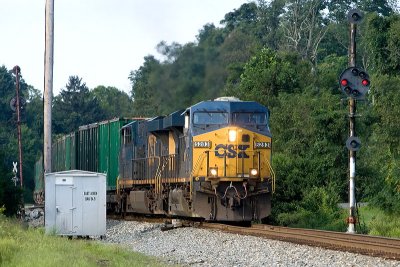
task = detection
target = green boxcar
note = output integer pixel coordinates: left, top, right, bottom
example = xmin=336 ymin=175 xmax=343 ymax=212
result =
xmin=39 ymin=118 xmax=130 ymax=195
xmin=77 ymin=123 xmax=99 ymax=172
xmin=69 ymin=132 xmax=77 ymax=170
xmin=52 ymin=137 xmax=65 ymax=172
xmin=34 ymin=156 xmax=44 ymax=193
xmin=51 ymin=133 xmax=76 ymax=172
xmin=99 ymin=118 xmax=131 ymax=190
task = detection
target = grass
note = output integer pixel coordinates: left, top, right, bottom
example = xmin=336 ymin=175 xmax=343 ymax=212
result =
xmin=276 ymin=204 xmax=400 ymax=238
xmin=356 ymin=205 xmax=400 ymax=238
xmin=0 ymin=216 xmax=167 ymax=267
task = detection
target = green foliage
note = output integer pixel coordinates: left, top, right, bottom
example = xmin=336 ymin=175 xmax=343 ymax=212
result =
xmin=53 ymin=76 xmax=106 ymax=134
xmin=358 ymin=206 xmax=400 ymax=238
xmin=0 ymin=150 xmax=22 ymax=217
xmin=277 ymin=185 xmax=346 ymax=231
xmin=364 ymin=13 xmax=400 ymax=75
xmin=91 ymin=85 xmax=134 ymax=118
xmin=316 ymin=54 xmax=348 ymax=93
xmin=270 ymin=90 xmax=348 ymax=215
xmin=129 ymin=56 xmax=163 ymax=116
xmin=229 ymin=48 xmax=311 ymax=106
xmin=361 ymin=74 xmax=400 ymax=212
xmin=221 ymin=2 xmax=258 ymax=33
xmin=0 ymin=217 xmax=164 ymax=267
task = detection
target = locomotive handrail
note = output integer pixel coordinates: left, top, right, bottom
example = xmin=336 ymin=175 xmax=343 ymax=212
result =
xmin=265 ymin=159 xmax=276 ymax=193
xmin=190 ymin=151 xmax=207 ymax=200
xmin=131 ymin=156 xmax=160 ymax=181
xmin=190 ymin=151 xmax=207 ymax=177
xmin=154 ymin=156 xmax=170 ymax=196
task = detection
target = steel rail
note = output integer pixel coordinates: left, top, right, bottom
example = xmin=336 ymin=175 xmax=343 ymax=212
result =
xmin=201 ymin=223 xmax=400 ymax=260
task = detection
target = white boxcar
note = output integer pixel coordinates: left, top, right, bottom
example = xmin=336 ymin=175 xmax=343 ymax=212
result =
xmin=45 ymin=170 xmax=106 ymax=237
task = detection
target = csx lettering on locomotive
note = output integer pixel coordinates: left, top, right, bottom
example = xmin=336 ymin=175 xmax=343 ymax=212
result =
xmin=214 ymin=144 xmax=250 ymax=158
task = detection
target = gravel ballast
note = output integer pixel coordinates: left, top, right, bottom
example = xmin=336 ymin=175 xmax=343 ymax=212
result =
xmin=101 ymin=219 xmax=400 ymax=267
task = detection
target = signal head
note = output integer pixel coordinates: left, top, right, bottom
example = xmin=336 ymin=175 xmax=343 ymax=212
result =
xmin=346 ymin=137 xmax=361 ymax=151
xmin=347 ymin=9 xmax=363 ymax=24
xmin=339 ymin=67 xmax=370 ymax=99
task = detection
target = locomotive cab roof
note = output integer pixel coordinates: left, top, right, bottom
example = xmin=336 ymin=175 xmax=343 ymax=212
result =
xmin=186 ymin=98 xmax=271 ymax=136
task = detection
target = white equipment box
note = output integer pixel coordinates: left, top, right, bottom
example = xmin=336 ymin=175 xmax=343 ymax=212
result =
xmin=45 ymin=170 xmax=106 ymax=237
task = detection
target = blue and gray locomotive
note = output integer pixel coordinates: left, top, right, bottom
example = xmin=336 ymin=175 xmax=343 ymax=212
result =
xmin=117 ymin=97 xmax=275 ymax=221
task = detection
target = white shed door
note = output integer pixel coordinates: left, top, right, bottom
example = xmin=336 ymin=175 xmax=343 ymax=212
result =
xmin=55 ymin=183 xmax=74 ymax=234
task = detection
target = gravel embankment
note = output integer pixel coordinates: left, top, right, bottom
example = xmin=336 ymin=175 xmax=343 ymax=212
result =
xmin=101 ymin=219 xmax=400 ymax=267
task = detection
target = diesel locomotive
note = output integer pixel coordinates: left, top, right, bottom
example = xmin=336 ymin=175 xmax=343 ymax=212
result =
xmin=34 ymin=97 xmax=275 ymax=222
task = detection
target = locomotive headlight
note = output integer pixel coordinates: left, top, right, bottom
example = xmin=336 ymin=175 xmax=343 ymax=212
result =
xmin=209 ymin=167 xmax=218 ymax=177
xmin=249 ymin=168 xmax=259 ymax=178
xmin=228 ymin=130 xmax=237 ymax=142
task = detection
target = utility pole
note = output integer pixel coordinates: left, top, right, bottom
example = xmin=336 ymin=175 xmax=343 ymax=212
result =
xmin=44 ymin=0 xmax=54 ymax=174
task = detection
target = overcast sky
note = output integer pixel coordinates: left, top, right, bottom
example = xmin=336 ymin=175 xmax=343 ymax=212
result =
xmin=0 ymin=0 xmax=248 ymax=95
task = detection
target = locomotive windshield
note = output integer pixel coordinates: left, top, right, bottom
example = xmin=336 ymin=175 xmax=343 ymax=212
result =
xmin=193 ymin=112 xmax=228 ymax=125
xmin=233 ymin=112 xmax=268 ymax=125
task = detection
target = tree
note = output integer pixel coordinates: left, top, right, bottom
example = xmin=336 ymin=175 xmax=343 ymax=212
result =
xmin=129 ymin=56 xmax=162 ymax=117
xmin=221 ymin=2 xmax=258 ymax=33
xmin=156 ymin=41 xmax=182 ymax=63
xmin=254 ymin=0 xmax=286 ymax=50
xmin=229 ymin=48 xmax=311 ymax=106
xmin=363 ymin=13 xmax=400 ymax=75
xmin=91 ymin=86 xmax=134 ymax=118
xmin=280 ymin=0 xmax=329 ymax=70
xmin=270 ymin=90 xmax=349 ymax=225
xmin=53 ymin=76 xmax=105 ymax=134
xmin=365 ymin=75 xmax=400 ymax=213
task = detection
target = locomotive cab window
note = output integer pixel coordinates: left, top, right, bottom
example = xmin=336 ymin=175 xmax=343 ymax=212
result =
xmin=233 ymin=112 xmax=267 ymax=126
xmin=193 ymin=112 xmax=228 ymax=125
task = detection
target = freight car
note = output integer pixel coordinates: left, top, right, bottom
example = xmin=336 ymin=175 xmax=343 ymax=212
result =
xmin=34 ymin=97 xmax=275 ymax=222
xmin=34 ymin=118 xmax=130 ymax=204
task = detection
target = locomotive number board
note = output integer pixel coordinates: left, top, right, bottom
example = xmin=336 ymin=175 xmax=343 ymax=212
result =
xmin=193 ymin=141 xmax=212 ymax=148
xmin=254 ymin=142 xmax=271 ymax=149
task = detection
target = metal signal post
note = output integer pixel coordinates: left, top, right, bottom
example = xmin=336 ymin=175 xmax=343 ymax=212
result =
xmin=348 ymin=17 xmax=357 ymax=234
xmin=13 ymin=66 xmax=25 ymax=218
xmin=341 ymin=9 xmax=369 ymax=234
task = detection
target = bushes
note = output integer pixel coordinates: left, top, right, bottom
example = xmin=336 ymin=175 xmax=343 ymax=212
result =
xmin=0 ymin=151 xmax=22 ymax=217
xmin=360 ymin=206 xmax=400 ymax=238
xmin=277 ymin=185 xmax=347 ymax=231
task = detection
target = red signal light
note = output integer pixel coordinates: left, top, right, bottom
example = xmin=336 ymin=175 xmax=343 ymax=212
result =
xmin=362 ymin=79 xmax=369 ymax=86
xmin=341 ymin=79 xmax=348 ymax=86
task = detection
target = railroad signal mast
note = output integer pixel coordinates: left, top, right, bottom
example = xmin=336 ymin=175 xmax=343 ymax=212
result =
xmin=11 ymin=66 xmax=25 ymax=218
xmin=340 ymin=9 xmax=370 ymax=234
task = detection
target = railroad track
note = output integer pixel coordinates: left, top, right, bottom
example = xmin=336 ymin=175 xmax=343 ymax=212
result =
xmin=200 ymin=223 xmax=400 ymax=260
xmin=107 ymin=214 xmax=400 ymax=260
